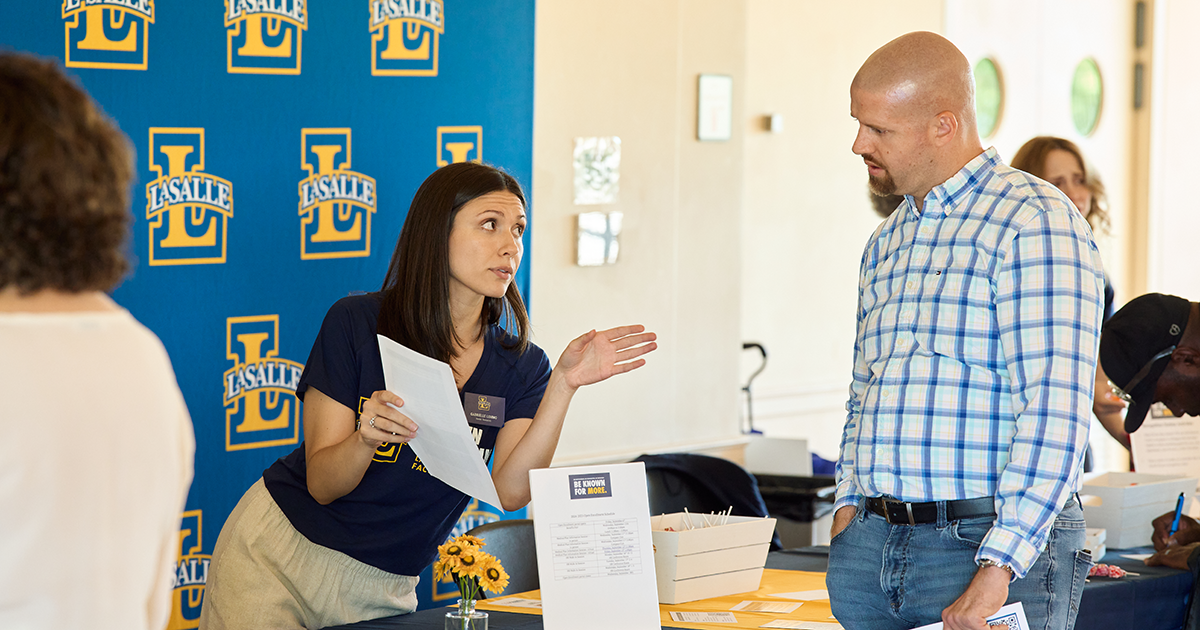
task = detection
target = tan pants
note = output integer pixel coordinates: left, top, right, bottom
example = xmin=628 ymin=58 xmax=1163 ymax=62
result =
xmin=199 ymin=480 xmax=418 ymax=630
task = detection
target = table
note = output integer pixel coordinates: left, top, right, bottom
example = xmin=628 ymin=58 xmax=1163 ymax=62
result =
xmin=767 ymin=546 xmax=1194 ymax=630
xmin=329 ymin=547 xmax=1194 ymax=629
xmin=1075 ymin=549 xmax=1194 ymax=630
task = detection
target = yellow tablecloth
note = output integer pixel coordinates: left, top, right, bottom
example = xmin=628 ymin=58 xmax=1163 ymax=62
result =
xmin=475 ymin=568 xmax=837 ymax=629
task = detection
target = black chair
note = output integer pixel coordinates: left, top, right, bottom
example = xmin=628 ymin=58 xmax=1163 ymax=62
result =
xmin=634 ymin=452 xmax=782 ymax=549
xmin=465 ymin=519 xmax=538 ymax=597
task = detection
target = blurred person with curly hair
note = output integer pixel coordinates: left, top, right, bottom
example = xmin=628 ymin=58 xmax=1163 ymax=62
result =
xmin=1012 ymin=136 xmax=1128 ymax=454
xmin=0 ymin=52 xmax=194 ymax=630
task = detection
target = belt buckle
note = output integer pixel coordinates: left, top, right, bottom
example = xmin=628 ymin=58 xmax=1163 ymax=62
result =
xmin=883 ymin=498 xmax=916 ymax=525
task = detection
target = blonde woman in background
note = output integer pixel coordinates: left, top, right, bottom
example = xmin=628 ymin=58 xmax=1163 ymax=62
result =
xmin=1012 ymin=136 xmax=1129 ymax=452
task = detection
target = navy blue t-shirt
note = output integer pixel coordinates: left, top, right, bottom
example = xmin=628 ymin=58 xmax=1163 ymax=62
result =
xmin=263 ymin=293 xmax=552 ymax=576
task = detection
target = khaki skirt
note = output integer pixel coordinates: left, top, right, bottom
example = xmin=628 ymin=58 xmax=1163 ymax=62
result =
xmin=199 ymin=479 xmax=418 ymax=630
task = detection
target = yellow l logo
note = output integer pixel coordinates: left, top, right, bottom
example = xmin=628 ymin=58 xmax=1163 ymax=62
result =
xmin=309 ymin=145 xmax=363 ymax=242
xmin=77 ymin=7 xmax=138 ymax=51
xmin=157 ymin=145 xmax=218 ymax=248
xmin=233 ymin=332 xmax=291 ymax=433
xmin=238 ymin=16 xmax=292 ymax=57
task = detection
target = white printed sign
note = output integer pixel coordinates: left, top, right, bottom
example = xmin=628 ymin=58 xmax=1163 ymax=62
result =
xmin=530 ymin=463 xmax=660 ymax=630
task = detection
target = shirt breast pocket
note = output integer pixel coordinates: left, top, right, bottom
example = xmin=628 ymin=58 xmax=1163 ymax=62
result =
xmin=918 ymin=247 xmax=995 ymax=366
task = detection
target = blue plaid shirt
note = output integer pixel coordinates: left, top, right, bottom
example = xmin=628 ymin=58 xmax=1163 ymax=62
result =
xmin=835 ymin=148 xmax=1105 ymax=578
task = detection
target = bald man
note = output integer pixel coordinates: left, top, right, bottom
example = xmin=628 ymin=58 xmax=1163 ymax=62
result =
xmin=829 ymin=33 xmax=1105 ymax=630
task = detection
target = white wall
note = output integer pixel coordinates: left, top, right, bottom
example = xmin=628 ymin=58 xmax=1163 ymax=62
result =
xmin=1148 ymin=0 xmax=1200 ymax=299
xmin=945 ymin=0 xmax=1138 ymax=473
xmin=739 ymin=0 xmax=944 ymax=460
xmin=530 ymin=0 xmax=1195 ymax=469
xmin=944 ymin=0 xmax=1136 ymax=307
xmin=532 ymin=1 xmax=748 ymax=464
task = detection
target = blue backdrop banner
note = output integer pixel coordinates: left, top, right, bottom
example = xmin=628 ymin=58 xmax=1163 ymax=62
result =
xmin=1 ymin=1 xmax=535 ymax=624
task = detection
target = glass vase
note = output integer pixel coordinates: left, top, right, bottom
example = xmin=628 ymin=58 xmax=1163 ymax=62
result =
xmin=445 ymin=598 xmax=488 ymax=630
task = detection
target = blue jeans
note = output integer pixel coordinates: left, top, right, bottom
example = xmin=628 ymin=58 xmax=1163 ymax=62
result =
xmin=826 ymin=497 xmax=1091 ymax=630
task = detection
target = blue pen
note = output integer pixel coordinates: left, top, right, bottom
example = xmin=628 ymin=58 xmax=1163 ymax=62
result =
xmin=1169 ymin=492 xmax=1186 ymax=538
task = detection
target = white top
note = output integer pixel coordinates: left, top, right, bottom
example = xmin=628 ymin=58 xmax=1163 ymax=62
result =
xmin=0 ymin=305 xmax=194 ymax=630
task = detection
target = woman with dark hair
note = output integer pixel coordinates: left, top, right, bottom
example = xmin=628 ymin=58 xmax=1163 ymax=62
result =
xmin=0 ymin=53 xmax=194 ymax=630
xmin=200 ymin=162 xmax=657 ymax=629
xmin=1012 ymin=136 xmax=1128 ymax=453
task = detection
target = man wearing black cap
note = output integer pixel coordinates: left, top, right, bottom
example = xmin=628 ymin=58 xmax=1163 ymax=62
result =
xmin=1100 ymin=292 xmax=1200 ymax=433
xmin=1099 ymin=292 xmax=1200 ymax=572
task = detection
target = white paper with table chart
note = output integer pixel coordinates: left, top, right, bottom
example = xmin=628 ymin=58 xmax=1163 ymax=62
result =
xmin=529 ymin=462 xmax=661 ymax=630
xmin=1130 ymin=408 xmax=1200 ymax=491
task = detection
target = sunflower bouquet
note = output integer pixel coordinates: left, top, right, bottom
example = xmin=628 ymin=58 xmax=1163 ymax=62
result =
xmin=434 ymin=534 xmax=510 ymax=623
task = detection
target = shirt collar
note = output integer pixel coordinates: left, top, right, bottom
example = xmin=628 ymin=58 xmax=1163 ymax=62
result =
xmin=915 ymin=147 xmax=1001 ymax=217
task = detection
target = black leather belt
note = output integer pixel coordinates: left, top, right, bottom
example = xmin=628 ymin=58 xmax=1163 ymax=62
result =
xmin=865 ymin=496 xmax=996 ymax=525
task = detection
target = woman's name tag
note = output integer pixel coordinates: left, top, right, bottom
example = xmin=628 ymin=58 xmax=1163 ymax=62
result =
xmin=464 ymin=393 xmax=504 ymax=428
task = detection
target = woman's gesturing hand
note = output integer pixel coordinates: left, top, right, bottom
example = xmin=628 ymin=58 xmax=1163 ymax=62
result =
xmin=358 ymin=389 xmax=419 ymax=449
xmin=556 ymin=324 xmax=657 ymax=390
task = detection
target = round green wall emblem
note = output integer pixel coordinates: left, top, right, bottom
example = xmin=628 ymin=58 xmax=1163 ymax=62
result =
xmin=1072 ymin=58 xmax=1103 ymax=136
xmin=974 ymin=58 xmax=1004 ymax=139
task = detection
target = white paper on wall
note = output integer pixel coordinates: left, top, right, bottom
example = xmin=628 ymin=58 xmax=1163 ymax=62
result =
xmin=573 ymin=136 xmax=621 ymax=205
